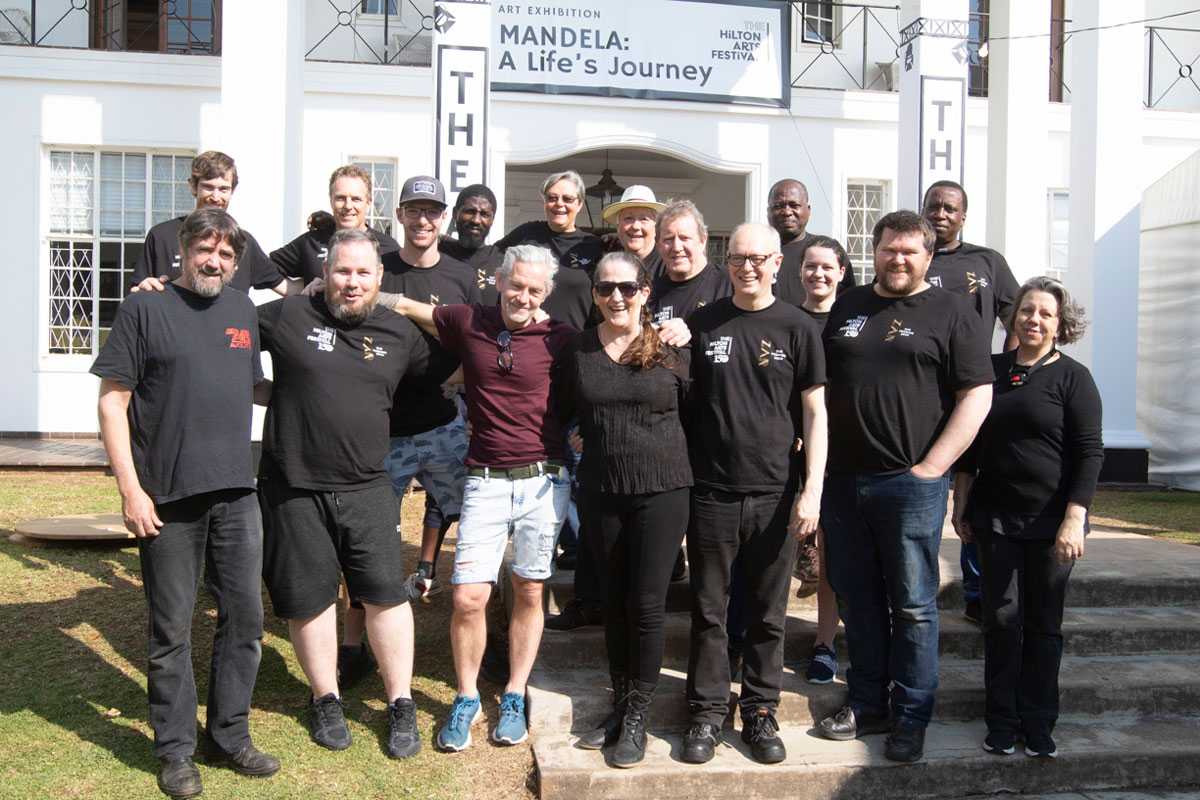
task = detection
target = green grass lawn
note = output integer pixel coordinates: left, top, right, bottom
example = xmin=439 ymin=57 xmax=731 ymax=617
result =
xmin=1090 ymin=488 xmax=1200 ymax=546
xmin=0 ymin=471 xmax=533 ymax=800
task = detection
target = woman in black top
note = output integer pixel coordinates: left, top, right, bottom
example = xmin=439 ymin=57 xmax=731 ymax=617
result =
xmin=495 ymin=170 xmax=605 ymax=275
xmin=953 ymin=276 xmax=1103 ymax=760
xmin=563 ymin=251 xmax=692 ymax=768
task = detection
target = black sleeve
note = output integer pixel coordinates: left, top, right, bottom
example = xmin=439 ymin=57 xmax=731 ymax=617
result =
xmin=992 ymin=253 xmax=1021 ymax=331
xmin=270 ymin=235 xmax=305 ymax=281
xmin=130 ymin=230 xmax=158 ymax=287
xmin=494 ymin=221 xmax=535 ymax=252
xmin=256 ymin=298 xmax=286 ymax=352
xmin=401 ymin=323 xmax=436 ymax=381
xmin=947 ymin=300 xmax=995 ymax=390
xmin=671 ymin=346 xmax=693 ymax=412
xmin=244 ymin=233 xmax=285 ymax=291
xmin=1063 ymin=364 xmax=1105 ymax=508
xmin=795 ymin=319 xmax=827 ymax=390
xmin=553 ymin=336 xmax=582 ymax=423
xmin=251 ymin=311 xmax=265 ymax=386
xmin=90 ymin=298 xmax=145 ymax=389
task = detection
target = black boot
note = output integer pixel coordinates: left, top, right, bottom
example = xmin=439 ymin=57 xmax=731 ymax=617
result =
xmin=577 ymin=673 xmax=627 ymax=749
xmin=611 ymin=681 xmax=654 ymax=768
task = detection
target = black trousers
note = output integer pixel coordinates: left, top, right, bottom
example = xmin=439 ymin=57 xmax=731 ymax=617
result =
xmin=976 ymin=527 xmax=1074 ymax=736
xmin=138 ymin=489 xmax=264 ymax=759
xmin=686 ymin=488 xmax=796 ymax=726
xmin=582 ymin=487 xmax=689 ymax=684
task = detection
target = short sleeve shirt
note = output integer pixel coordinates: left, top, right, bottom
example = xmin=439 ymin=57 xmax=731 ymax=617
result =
xmin=776 ymin=233 xmax=857 ymax=308
xmin=271 ymin=227 xmax=400 ymax=285
xmin=928 ymin=241 xmax=1020 ymax=337
xmin=496 ymin=221 xmax=604 ymax=274
xmin=648 ymin=264 xmax=732 ymax=325
xmin=131 ymin=215 xmax=282 ymax=292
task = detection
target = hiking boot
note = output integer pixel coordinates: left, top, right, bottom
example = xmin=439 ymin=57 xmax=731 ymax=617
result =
xmin=437 ymin=694 xmax=482 ymax=752
xmin=493 ymin=692 xmax=529 ymax=745
xmin=983 ymin=729 xmax=1016 ymax=755
xmin=386 ymin=697 xmax=421 ymax=759
xmin=336 ymin=643 xmax=375 ymax=690
xmin=157 ymin=756 xmax=202 ymax=798
xmin=308 ymin=693 xmax=352 ymax=750
xmin=741 ymin=707 xmax=786 ymax=764
xmin=611 ymin=681 xmax=654 ymax=768
xmin=884 ymin=719 xmax=926 ymax=762
xmin=545 ymin=598 xmax=602 ymax=631
xmin=793 ymin=540 xmax=820 ymax=597
xmin=805 ymin=643 xmax=838 ymax=684
xmin=681 ymin=722 xmax=721 ymax=764
xmin=818 ymin=705 xmax=892 ymax=741
xmin=577 ymin=673 xmax=627 ymax=750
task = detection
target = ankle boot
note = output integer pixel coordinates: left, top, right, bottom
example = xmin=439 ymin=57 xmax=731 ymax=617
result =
xmin=577 ymin=673 xmax=627 ymax=750
xmin=611 ymin=680 xmax=654 ymax=768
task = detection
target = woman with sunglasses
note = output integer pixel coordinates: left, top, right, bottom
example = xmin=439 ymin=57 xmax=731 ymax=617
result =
xmin=953 ymin=276 xmax=1103 ymax=760
xmin=561 ymin=251 xmax=692 ymax=768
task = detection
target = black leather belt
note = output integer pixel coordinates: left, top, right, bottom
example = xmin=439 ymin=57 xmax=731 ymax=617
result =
xmin=466 ymin=461 xmax=567 ymax=480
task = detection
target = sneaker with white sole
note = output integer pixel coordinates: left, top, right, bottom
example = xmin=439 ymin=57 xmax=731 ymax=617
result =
xmin=492 ymin=691 xmax=528 ymax=745
xmin=436 ymin=694 xmax=482 ymax=752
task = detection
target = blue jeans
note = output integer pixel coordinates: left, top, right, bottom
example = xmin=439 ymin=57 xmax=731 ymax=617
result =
xmin=822 ymin=471 xmax=948 ymax=725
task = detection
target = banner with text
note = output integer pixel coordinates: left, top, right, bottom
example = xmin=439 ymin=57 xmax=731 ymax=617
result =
xmin=434 ymin=0 xmax=492 ymax=206
xmin=491 ymin=0 xmax=790 ymax=107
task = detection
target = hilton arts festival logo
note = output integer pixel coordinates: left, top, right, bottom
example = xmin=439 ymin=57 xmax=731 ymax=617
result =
xmin=705 ymin=336 xmax=733 ymax=364
xmin=838 ymin=315 xmax=869 ymax=338
xmin=306 ymin=326 xmax=337 ymax=352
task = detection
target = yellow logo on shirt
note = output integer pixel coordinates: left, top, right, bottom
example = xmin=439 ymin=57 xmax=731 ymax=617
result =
xmin=885 ymin=319 xmax=914 ymax=342
xmin=758 ymin=338 xmax=786 ymax=366
xmin=362 ymin=337 xmax=388 ymax=360
xmin=967 ymin=272 xmax=990 ymax=293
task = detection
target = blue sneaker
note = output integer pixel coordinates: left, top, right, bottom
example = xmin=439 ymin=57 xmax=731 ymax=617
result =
xmin=436 ymin=694 xmax=481 ymax=752
xmin=492 ymin=692 xmax=528 ymax=745
xmin=806 ymin=643 xmax=838 ymax=684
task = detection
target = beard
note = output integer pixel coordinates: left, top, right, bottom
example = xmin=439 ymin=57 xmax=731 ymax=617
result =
xmin=184 ymin=269 xmax=230 ymax=298
xmin=328 ymin=294 xmax=378 ymax=325
xmin=457 ymin=229 xmax=486 ymax=250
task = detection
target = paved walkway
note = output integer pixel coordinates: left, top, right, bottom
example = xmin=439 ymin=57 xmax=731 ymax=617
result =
xmin=0 ymin=438 xmax=107 ymax=468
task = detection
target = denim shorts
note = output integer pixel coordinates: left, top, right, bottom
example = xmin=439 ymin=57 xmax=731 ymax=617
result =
xmin=384 ymin=415 xmax=468 ymax=518
xmin=451 ymin=468 xmax=571 ymax=585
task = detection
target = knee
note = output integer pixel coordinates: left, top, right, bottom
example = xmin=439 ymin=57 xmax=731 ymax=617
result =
xmin=510 ymin=577 xmax=544 ymax=608
xmin=452 ymin=585 xmax=490 ymax=617
xmin=893 ymin=601 xmax=938 ymax=626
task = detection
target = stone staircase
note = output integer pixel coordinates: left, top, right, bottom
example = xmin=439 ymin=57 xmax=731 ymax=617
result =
xmin=510 ymin=530 xmax=1200 ymax=799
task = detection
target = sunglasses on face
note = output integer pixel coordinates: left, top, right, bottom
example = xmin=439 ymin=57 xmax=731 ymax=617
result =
xmin=496 ymin=330 xmax=514 ymax=374
xmin=593 ymin=281 xmax=641 ymax=299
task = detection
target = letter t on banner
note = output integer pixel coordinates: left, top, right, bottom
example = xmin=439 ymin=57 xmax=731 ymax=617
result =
xmin=433 ymin=0 xmax=492 ymax=209
xmin=897 ymin=0 xmax=969 ymax=209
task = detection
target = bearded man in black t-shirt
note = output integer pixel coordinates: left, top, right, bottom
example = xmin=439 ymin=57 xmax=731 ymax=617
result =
xmin=680 ymin=222 xmax=828 ymax=767
xmin=92 ymin=208 xmax=279 ymax=798
xmin=817 ymin=210 xmax=993 ymax=763
xmin=440 ymin=184 xmax=504 ymax=303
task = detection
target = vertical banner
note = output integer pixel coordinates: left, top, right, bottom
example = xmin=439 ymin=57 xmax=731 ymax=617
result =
xmin=433 ymin=0 xmax=492 ymax=209
xmin=919 ymin=76 xmax=966 ymax=200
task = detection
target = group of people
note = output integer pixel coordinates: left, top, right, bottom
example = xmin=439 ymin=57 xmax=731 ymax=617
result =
xmin=92 ymin=149 xmax=1103 ymax=798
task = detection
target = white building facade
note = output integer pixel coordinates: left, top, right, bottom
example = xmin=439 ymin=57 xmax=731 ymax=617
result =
xmin=3 ymin=0 xmax=1200 ymax=481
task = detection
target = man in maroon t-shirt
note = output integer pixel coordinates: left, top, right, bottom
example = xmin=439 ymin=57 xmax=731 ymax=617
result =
xmin=386 ymin=243 xmax=575 ymax=752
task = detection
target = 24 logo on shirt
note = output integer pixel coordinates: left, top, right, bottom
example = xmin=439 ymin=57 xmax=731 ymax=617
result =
xmin=225 ymin=328 xmax=251 ymax=350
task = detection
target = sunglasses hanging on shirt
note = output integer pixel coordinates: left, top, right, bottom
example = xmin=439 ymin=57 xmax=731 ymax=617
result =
xmin=1007 ymin=347 xmax=1057 ymax=388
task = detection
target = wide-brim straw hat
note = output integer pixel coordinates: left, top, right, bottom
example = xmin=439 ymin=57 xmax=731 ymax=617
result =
xmin=602 ymin=185 xmax=666 ymax=222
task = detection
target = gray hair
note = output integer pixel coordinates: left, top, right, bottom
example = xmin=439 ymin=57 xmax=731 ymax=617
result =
xmin=326 ymin=227 xmax=382 ymax=268
xmin=178 ymin=207 xmax=246 ymax=263
xmin=657 ymin=199 xmax=708 ymax=241
xmin=1010 ymin=276 xmax=1089 ymax=345
xmin=496 ymin=244 xmax=558 ymax=296
xmin=541 ymin=170 xmax=585 ymax=200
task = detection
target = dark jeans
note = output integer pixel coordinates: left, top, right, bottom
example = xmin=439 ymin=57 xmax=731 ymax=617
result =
xmin=582 ymin=487 xmax=689 ymax=683
xmin=725 ymin=556 xmax=747 ymax=655
xmin=823 ymin=471 xmax=947 ymax=725
xmin=138 ymin=489 xmax=264 ymax=759
xmin=960 ymin=541 xmax=981 ymax=602
xmin=976 ymin=527 xmax=1074 ymax=736
xmin=686 ymin=488 xmax=796 ymax=726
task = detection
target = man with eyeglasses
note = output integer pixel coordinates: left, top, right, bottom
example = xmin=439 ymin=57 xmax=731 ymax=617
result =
xmin=681 ymin=222 xmax=828 ymax=767
xmin=385 ymin=244 xmax=575 ymax=753
xmin=768 ymin=178 xmax=856 ymax=307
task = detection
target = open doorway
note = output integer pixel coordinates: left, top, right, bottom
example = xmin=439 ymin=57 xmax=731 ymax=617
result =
xmin=503 ymin=148 xmax=748 ymax=265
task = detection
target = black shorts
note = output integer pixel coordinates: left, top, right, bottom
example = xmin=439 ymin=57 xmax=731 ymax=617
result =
xmin=258 ymin=475 xmax=407 ymax=619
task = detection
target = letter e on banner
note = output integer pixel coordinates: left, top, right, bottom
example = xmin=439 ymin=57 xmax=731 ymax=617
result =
xmin=434 ymin=1 xmax=492 ymax=207
xmin=918 ymin=76 xmax=965 ymax=201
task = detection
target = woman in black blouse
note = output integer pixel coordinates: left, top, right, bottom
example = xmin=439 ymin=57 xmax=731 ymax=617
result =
xmin=565 ymin=251 xmax=692 ymax=768
xmin=953 ymin=276 xmax=1103 ymax=760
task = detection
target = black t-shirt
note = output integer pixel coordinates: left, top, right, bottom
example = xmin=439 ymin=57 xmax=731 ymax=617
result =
xmin=380 ymin=253 xmax=479 ymax=437
xmin=440 ymin=237 xmax=503 ymax=306
xmin=543 ymin=264 xmax=597 ymax=330
xmin=776 ymin=233 xmax=857 ymax=308
xmin=799 ymin=306 xmax=831 ymax=327
xmin=131 ymin=215 xmax=282 ymax=293
xmin=496 ymin=220 xmax=604 ymax=274
xmin=648 ymin=264 xmax=732 ymax=325
xmin=824 ymin=285 xmax=994 ymax=474
xmin=965 ymin=352 xmax=1104 ymax=539
xmin=271 ymin=227 xmax=400 ymax=285
xmin=687 ymin=297 xmax=826 ymax=493
xmin=257 ymin=295 xmax=432 ymax=490
xmin=928 ymin=241 xmax=1020 ymax=337
xmin=90 ymin=284 xmax=262 ymax=504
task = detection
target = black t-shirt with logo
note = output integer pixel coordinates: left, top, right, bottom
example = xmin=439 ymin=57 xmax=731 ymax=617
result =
xmin=90 ymin=284 xmax=263 ymax=505
xmin=648 ymin=264 xmax=732 ymax=325
xmin=380 ymin=253 xmax=479 ymax=437
xmin=775 ymin=233 xmax=857 ymax=308
xmin=257 ymin=295 xmax=432 ymax=490
xmin=687 ymin=297 xmax=826 ymax=493
xmin=440 ymin=238 xmax=503 ymax=305
xmin=824 ymin=285 xmax=993 ymax=475
xmin=799 ymin=306 xmax=831 ymax=328
xmin=496 ymin=220 xmax=604 ymax=275
xmin=271 ymin=227 xmax=401 ymax=285
xmin=928 ymin=241 xmax=1020 ymax=336
xmin=131 ymin=215 xmax=282 ymax=293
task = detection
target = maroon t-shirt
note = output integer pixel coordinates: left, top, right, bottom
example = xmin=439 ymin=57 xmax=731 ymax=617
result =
xmin=433 ymin=303 xmax=576 ymax=468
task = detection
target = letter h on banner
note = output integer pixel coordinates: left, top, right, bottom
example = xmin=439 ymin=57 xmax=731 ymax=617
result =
xmin=434 ymin=1 xmax=492 ymax=207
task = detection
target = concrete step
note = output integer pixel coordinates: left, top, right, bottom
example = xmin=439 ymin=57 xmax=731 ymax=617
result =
xmin=535 ymin=606 xmax=1200 ymax=671
xmin=532 ymin=714 xmax=1200 ymax=800
xmin=528 ymin=654 xmax=1200 ymax=735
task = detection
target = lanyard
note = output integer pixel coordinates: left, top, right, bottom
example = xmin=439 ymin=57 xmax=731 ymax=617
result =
xmin=1007 ymin=347 xmax=1057 ymax=388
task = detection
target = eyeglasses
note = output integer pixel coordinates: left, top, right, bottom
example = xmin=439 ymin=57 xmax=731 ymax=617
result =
xmin=544 ymin=194 xmax=579 ymax=205
xmin=496 ymin=330 xmax=514 ymax=374
xmin=593 ymin=281 xmax=641 ymax=299
xmin=727 ymin=253 xmax=775 ymax=268
xmin=400 ymin=205 xmax=444 ymax=221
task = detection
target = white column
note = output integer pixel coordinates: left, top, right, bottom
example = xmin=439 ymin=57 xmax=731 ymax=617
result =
xmin=897 ymin=0 xmax=970 ymax=209
xmin=432 ymin=0 xmax=493 ymax=212
xmin=215 ymin=0 xmax=305 ymax=250
xmin=985 ymin=0 xmax=1049 ymax=281
xmin=1068 ymin=1 xmax=1149 ymax=461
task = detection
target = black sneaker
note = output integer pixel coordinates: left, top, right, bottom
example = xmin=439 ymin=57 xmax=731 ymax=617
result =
xmin=741 ymin=707 xmax=786 ymax=764
xmin=817 ymin=705 xmax=892 ymax=741
xmin=157 ymin=756 xmax=202 ymax=798
xmin=681 ymin=722 xmax=721 ymax=764
xmin=1024 ymin=730 xmax=1058 ymax=758
xmin=964 ymin=598 xmax=983 ymax=626
xmin=309 ymin=693 xmax=352 ymax=750
xmin=983 ymin=730 xmax=1016 ymax=755
xmin=545 ymin=599 xmax=602 ymax=631
xmin=884 ymin=719 xmax=926 ymax=763
xmin=337 ymin=643 xmax=376 ymax=690
xmin=386 ymin=697 xmax=421 ymax=759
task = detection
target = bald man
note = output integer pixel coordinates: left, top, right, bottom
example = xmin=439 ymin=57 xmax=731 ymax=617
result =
xmin=768 ymin=179 xmax=856 ymax=307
